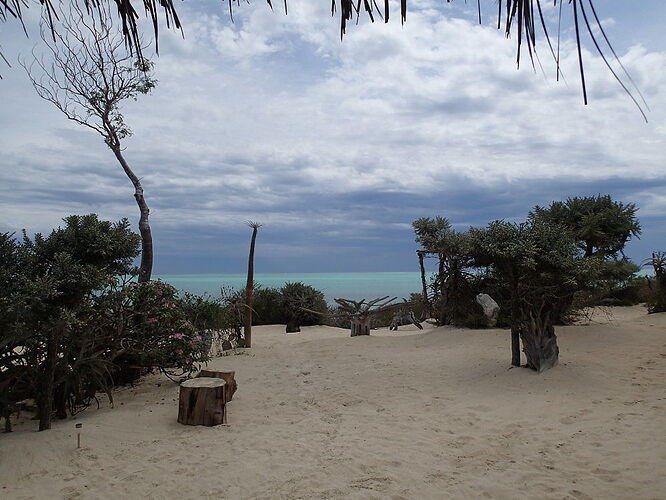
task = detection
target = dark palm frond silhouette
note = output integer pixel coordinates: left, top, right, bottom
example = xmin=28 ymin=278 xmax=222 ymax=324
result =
xmin=1 ymin=0 xmax=649 ymax=118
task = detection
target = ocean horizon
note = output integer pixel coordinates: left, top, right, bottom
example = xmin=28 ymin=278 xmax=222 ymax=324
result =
xmin=154 ymin=272 xmax=430 ymax=304
xmin=156 ymin=267 xmax=654 ymax=305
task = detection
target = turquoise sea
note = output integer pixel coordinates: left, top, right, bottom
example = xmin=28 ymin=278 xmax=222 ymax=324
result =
xmin=155 ymin=269 xmax=653 ymax=304
xmin=154 ymin=272 xmax=428 ymax=304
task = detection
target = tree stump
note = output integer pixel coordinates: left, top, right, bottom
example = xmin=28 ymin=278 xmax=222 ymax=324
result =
xmin=178 ymin=377 xmax=227 ymax=426
xmin=196 ymin=370 xmax=237 ymax=402
xmin=285 ymin=318 xmax=301 ymax=333
xmin=350 ymin=318 xmax=370 ymax=336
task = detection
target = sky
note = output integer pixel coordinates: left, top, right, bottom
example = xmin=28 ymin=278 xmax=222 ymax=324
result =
xmin=0 ymin=0 xmax=665 ymax=273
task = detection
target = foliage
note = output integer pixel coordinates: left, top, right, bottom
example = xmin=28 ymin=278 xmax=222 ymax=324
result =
xmin=0 ymin=215 xmax=141 ymax=430
xmin=468 ymin=218 xmax=603 ymax=371
xmin=530 ymin=195 xmax=642 ymax=316
xmin=530 ymin=195 xmax=641 ymax=259
xmin=412 ymin=217 xmax=452 ymax=253
xmin=279 ymin=282 xmax=328 ymax=327
xmin=645 ymin=252 xmax=666 ymax=313
xmin=226 ymin=282 xmax=329 ymax=327
xmin=250 ymin=287 xmax=285 ymax=326
xmin=0 ymin=215 xmax=226 ymax=432
xmin=121 ymin=281 xmax=209 ymax=378
xmin=412 ymin=217 xmax=479 ymax=326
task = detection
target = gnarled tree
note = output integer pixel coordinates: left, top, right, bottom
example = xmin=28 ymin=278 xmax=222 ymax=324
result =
xmin=22 ymin=4 xmax=156 ymax=282
xmin=469 ymin=219 xmax=601 ymax=372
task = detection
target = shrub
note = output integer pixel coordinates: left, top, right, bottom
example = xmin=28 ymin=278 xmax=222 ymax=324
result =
xmin=120 ymin=281 xmax=209 ymax=379
xmin=1 ymin=215 xmax=141 ymax=431
xmin=280 ymin=282 xmax=328 ymax=327
xmin=0 ymin=216 xmax=225 ymax=432
xmin=252 ymin=287 xmax=286 ymax=325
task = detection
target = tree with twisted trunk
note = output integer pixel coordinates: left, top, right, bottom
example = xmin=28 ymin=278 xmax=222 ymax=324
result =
xmin=22 ymin=4 xmax=157 ymax=282
xmin=469 ymin=219 xmax=601 ymax=373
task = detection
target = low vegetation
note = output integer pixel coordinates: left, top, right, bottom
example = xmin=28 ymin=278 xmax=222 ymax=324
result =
xmin=0 ymin=216 xmax=223 ymax=432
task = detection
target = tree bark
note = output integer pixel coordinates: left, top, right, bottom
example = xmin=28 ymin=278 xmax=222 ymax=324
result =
xmin=285 ymin=317 xmax=301 ymax=333
xmin=38 ymin=322 xmax=63 ymax=431
xmin=111 ymin=144 xmax=153 ymax=283
xmin=417 ymin=251 xmax=431 ymax=318
xmin=509 ymin=276 xmax=521 ymax=367
xmin=244 ymin=224 xmax=259 ymax=348
xmin=520 ymin=308 xmax=559 ymax=373
xmin=350 ymin=317 xmax=371 ymax=337
xmin=178 ymin=377 xmax=227 ymax=426
xmin=196 ymin=370 xmax=237 ymax=402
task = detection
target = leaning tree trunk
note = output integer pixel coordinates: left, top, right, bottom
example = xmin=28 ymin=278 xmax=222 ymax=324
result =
xmin=111 ymin=144 xmax=153 ymax=283
xmin=244 ymin=223 xmax=260 ymax=348
xmin=350 ymin=317 xmax=371 ymax=337
xmin=520 ymin=307 xmax=559 ymax=373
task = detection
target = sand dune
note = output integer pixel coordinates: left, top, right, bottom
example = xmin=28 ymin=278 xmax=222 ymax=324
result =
xmin=1 ymin=306 xmax=665 ymax=499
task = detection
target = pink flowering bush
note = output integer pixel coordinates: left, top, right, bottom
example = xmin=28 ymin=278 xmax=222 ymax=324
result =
xmin=120 ymin=280 xmax=210 ymax=380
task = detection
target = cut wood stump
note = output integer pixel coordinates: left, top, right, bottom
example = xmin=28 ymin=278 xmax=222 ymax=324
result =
xmin=196 ymin=369 xmax=237 ymax=402
xmin=178 ymin=377 xmax=227 ymax=426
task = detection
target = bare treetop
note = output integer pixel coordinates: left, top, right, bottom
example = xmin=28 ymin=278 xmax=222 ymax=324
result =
xmin=21 ymin=3 xmax=156 ymax=145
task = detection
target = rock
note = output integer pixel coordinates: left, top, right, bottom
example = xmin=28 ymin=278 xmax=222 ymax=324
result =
xmin=475 ymin=293 xmax=500 ymax=327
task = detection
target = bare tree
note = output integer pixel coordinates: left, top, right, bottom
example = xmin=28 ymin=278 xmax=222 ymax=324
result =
xmin=22 ymin=4 xmax=157 ymax=282
xmin=243 ymin=221 xmax=262 ymax=348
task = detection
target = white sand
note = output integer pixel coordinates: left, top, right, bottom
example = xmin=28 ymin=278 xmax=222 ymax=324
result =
xmin=1 ymin=306 xmax=665 ymax=499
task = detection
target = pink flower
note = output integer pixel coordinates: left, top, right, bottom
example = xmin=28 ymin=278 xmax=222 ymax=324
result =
xmin=156 ymin=289 xmax=163 ymax=296
xmin=146 ymin=317 xmax=157 ymax=323
xmin=172 ymin=333 xmax=184 ymax=340
xmin=194 ymin=335 xmax=202 ymax=341
xmin=175 ymin=349 xmax=183 ymax=355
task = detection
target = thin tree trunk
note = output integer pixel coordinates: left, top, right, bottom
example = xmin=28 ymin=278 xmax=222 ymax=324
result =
xmin=111 ymin=145 xmax=153 ymax=283
xmin=244 ymin=224 xmax=260 ymax=348
xmin=510 ymin=278 xmax=521 ymax=367
xmin=38 ymin=322 xmax=63 ymax=431
xmin=417 ymin=251 xmax=431 ymax=317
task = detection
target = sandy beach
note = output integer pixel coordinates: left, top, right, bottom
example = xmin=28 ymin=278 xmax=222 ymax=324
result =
xmin=1 ymin=306 xmax=664 ymax=499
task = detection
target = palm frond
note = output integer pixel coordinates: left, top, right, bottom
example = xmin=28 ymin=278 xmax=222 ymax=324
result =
xmin=1 ymin=0 xmax=649 ymax=117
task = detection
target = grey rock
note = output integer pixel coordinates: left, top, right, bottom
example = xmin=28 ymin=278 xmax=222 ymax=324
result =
xmin=475 ymin=293 xmax=500 ymax=327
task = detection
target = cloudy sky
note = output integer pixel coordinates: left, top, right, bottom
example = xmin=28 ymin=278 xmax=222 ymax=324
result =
xmin=1 ymin=0 xmax=665 ymax=273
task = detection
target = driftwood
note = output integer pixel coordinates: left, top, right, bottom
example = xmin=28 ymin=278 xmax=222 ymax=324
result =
xmin=520 ymin=306 xmax=559 ymax=373
xmin=389 ymin=310 xmax=423 ymax=331
xmin=196 ymin=370 xmax=237 ymax=402
xmin=303 ymin=296 xmax=413 ymax=337
xmin=178 ymin=377 xmax=227 ymax=426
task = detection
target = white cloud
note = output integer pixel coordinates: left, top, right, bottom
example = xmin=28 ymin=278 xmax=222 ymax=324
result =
xmin=0 ymin=0 xmax=664 ymax=267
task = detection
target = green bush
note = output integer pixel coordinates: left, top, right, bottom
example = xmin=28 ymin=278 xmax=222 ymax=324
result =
xmin=252 ymin=287 xmax=286 ymax=325
xmin=280 ymin=282 xmax=328 ymax=326
xmin=0 ymin=216 xmax=230 ymax=432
